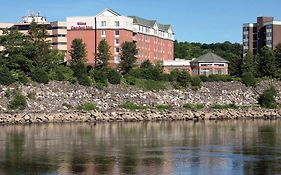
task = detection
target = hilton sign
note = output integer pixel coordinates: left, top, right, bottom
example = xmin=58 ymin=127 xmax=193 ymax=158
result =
xmin=71 ymin=22 xmax=93 ymax=30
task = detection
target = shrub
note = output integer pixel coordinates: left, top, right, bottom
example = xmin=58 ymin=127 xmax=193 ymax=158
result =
xmin=90 ymin=69 xmax=107 ymax=84
xmin=128 ymin=78 xmax=168 ymax=91
xmin=120 ymin=101 xmax=147 ymax=110
xmin=258 ymin=86 xmax=278 ymax=108
xmin=31 ymin=69 xmax=49 ymax=84
xmin=191 ymin=76 xmax=202 ymax=88
xmin=208 ymin=74 xmax=232 ymax=82
xmin=107 ymin=68 xmax=121 ymax=84
xmin=0 ymin=67 xmax=16 ymax=85
xmin=8 ymin=91 xmax=27 ymax=110
xmin=49 ymin=66 xmax=77 ymax=83
xmin=77 ymin=75 xmax=92 ymax=86
xmin=124 ymin=76 xmax=137 ymax=85
xmin=156 ymin=104 xmax=173 ymax=111
xmin=11 ymin=70 xmax=29 ymax=84
xmin=199 ymin=75 xmax=209 ymax=82
xmin=183 ymin=103 xmax=205 ymax=111
xmin=241 ymin=72 xmax=257 ymax=87
xmin=77 ymin=102 xmax=98 ymax=111
xmin=176 ymin=71 xmax=191 ymax=87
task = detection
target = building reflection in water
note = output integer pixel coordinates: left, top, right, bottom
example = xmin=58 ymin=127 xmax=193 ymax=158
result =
xmin=0 ymin=120 xmax=280 ymax=174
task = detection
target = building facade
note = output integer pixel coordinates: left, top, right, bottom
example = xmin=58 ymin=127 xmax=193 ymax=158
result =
xmin=0 ymin=13 xmax=67 ymax=52
xmin=67 ymin=9 xmax=174 ymax=66
xmin=243 ymin=17 xmax=281 ymax=55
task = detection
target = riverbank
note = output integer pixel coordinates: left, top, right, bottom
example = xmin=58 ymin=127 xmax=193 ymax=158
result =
xmin=0 ymin=108 xmax=281 ymax=125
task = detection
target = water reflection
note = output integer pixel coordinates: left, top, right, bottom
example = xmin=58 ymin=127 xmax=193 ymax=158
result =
xmin=0 ymin=120 xmax=281 ymax=174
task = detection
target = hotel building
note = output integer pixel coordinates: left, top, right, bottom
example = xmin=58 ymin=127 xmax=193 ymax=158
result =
xmin=67 ymin=8 xmax=174 ymax=66
xmin=243 ymin=16 xmax=281 ymax=55
xmin=0 ymin=13 xmax=67 ymax=52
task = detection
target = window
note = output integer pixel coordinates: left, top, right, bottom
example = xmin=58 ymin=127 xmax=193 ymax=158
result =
xmin=115 ymin=21 xmax=120 ymax=27
xmin=101 ymin=30 xmax=106 ymax=37
xmin=101 ymin=21 xmax=106 ymax=27
xmin=115 ymin=39 xmax=119 ymax=45
xmin=115 ymin=30 xmax=119 ymax=36
xmin=115 ymin=47 xmax=120 ymax=53
xmin=114 ymin=55 xmax=120 ymax=64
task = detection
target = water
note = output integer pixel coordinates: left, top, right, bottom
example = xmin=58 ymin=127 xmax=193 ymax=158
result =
xmin=0 ymin=120 xmax=281 ymax=175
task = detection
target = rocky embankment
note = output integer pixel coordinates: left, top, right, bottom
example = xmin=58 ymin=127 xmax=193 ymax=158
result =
xmin=0 ymin=108 xmax=281 ymax=125
xmin=0 ymin=80 xmax=281 ymax=125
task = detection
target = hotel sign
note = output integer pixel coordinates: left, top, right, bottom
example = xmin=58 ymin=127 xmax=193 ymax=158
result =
xmin=71 ymin=22 xmax=93 ymax=30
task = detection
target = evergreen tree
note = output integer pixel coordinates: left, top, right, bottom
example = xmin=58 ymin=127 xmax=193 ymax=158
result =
xmin=256 ymin=46 xmax=276 ymax=77
xmin=69 ymin=38 xmax=87 ymax=62
xmin=242 ymin=52 xmax=257 ymax=75
xmin=96 ymin=39 xmax=112 ymax=69
xmin=119 ymin=41 xmax=138 ymax=74
xmin=274 ymin=43 xmax=281 ymax=79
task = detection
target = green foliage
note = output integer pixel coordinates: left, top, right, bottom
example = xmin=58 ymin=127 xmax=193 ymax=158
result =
xmin=8 ymin=91 xmax=27 ymax=110
xmin=120 ymin=101 xmax=146 ymax=110
xmin=77 ymin=102 xmax=98 ymax=111
xmin=211 ymin=103 xmax=239 ymax=109
xmin=119 ymin=41 xmax=138 ymax=75
xmin=256 ymin=46 xmax=277 ymax=78
xmin=241 ymin=72 xmax=257 ymax=87
xmin=31 ymin=68 xmax=49 ymax=84
xmin=124 ymin=77 xmax=168 ymax=91
xmin=258 ymin=86 xmax=278 ymax=108
xmin=11 ymin=70 xmax=29 ymax=84
xmin=90 ymin=68 xmax=108 ymax=84
xmin=183 ymin=103 xmax=205 ymax=110
xmin=174 ymin=41 xmax=243 ymax=76
xmin=208 ymin=74 xmax=232 ymax=82
xmin=48 ymin=65 xmax=77 ymax=83
xmin=69 ymin=38 xmax=87 ymax=62
xmin=129 ymin=60 xmax=163 ymax=81
xmin=0 ymin=67 xmax=16 ymax=85
xmin=106 ymin=68 xmax=121 ymax=84
xmin=96 ymin=39 xmax=111 ymax=69
xmin=191 ymin=76 xmax=202 ymax=89
xmin=242 ymin=52 xmax=257 ymax=75
xmin=70 ymin=59 xmax=90 ymax=86
xmin=274 ymin=44 xmax=281 ymax=79
xmin=175 ymin=71 xmax=191 ymax=88
xmin=156 ymin=104 xmax=173 ymax=111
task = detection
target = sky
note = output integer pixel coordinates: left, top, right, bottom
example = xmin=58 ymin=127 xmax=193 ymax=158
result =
xmin=0 ymin=0 xmax=280 ymax=44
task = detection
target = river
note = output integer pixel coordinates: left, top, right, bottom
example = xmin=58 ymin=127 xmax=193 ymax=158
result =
xmin=0 ymin=120 xmax=281 ymax=175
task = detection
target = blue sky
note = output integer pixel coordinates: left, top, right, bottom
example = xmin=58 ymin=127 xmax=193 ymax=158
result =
xmin=0 ymin=0 xmax=280 ymax=44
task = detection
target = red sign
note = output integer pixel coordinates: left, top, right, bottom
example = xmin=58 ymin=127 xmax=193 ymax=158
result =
xmin=77 ymin=22 xmax=87 ymax=25
xmin=71 ymin=26 xmax=93 ymax=30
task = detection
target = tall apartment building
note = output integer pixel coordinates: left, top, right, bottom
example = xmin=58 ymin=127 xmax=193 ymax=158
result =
xmin=0 ymin=13 xmax=67 ymax=52
xmin=67 ymin=8 xmax=174 ymax=66
xmin=243 ymin=16 xmax=281 ymax=55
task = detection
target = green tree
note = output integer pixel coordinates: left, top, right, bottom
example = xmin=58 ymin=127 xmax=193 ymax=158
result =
xmin=242 ymin=52 xmax=257 ymax=75
xmin=96 ymin=39 xmax=112 ymax=69
xmin=256 ymin=46 xmax=276 ymax=77
xmin=258 ymin=86 xmax=278 ymax=108
xmin=119 ymin=41 xmax=138 ymax=74
xmin=69 ymin=38 xmax=87 ymax=62
xmin=274 ymin=44 xmax=281 ymax=79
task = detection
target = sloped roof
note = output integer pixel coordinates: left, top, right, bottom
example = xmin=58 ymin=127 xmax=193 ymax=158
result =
xmin=96 ymin=8 xmax=121 ymax=17
xmin=191 ymin=52 xmax=229 ymax=63
xmin=129 ymin=16 xmax=172 ymax=32
xmin=129 ymin=16 xmax=156 ymax=28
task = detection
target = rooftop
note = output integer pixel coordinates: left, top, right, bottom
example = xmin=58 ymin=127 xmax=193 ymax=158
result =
xmin=191 ymin=52 xmax=229 ymax=63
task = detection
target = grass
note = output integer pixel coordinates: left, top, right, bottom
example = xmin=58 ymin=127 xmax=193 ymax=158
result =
xmin=62 ymin=102 xmax=72 ymax=109
xmin=124 ymin=77 xmax=169 ymax=91
xmin=77 ymin=102 xmax=98 ymax=111
xmin=120 ymin=101 xmax=147 ymax=110
xmin=183 ymin=103 xmax=205 ymax=111
xmin=155 ymin=104 xmax=173 ymax=111
xmin=211 ymin=103 xmax=239 ymax=109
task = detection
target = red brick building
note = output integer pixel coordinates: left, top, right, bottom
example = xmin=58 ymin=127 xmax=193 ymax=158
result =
xmin=67 ymin=9 xmax=174 ymax=67
xmin=243 ymin=17 xmax=281 ymax=55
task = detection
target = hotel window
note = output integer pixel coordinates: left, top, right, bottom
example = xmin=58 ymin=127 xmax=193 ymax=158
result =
xmin=115 ymin=39 xmax=119 ymax=45
xmin=114 ymin=55 xmax=120 ymax=64
xmin=101 ymin=30 xmax=106 ymax=37
xmin=115 ymin=47 xmax=120 ymax=53
xmin=115 ymin=21 xmax=120 ymax=27
xmin=115 ymin=30 xmax=120 ymax=36
xmin=101 ymin=21 xmax=106 ymax=27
